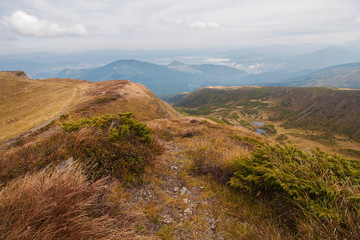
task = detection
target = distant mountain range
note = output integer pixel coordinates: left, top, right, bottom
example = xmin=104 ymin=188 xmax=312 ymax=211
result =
xmin=279 ymin=62 xmax=360 ymax=89
xmin=57 ymin=60 xmax=247 ymax=95
xmin=3 ymin=41 xmax=360 ymax=95
xmin=58 ymin=59 xmax=360 ymax=95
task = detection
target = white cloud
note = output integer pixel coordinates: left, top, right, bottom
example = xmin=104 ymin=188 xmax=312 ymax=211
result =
xmin=204 ymin=58 xmax=231 ymax=63
xmin=3 ymin=10 xmax=90 ymax=37
xmin=1 ymin=0 xmax=360 ymax=52
xmin=179 ymin=20 xmax=220 ymax=29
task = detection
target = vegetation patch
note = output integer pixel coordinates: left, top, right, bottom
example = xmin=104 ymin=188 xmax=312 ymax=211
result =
xmin=0 ymin=113 xmax=163 ymax=184
xmin=230 ymin=144 xmax=360 ymax=239
xmin=259 ymin=124 xmax=277 ymax=135
xmin=96 ymin=97 xmax=116 ymax=104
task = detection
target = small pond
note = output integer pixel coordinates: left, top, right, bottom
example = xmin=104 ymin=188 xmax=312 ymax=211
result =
xmin=252 ymin=121 xmax=265 ymax=126
xmin=256 ymin=129 xmax=266 ymax=135
xmin=253 ymin=121 xmax=266 ymax=135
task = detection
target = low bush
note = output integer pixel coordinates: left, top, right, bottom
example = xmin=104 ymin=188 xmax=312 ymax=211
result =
xmin=0 ymin=113 xmax=162 ymax=184
xmin=229 ymin=144 xmax=360 ymax=239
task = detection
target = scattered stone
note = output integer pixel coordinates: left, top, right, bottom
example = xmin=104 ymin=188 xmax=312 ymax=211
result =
xmin=200 ymin=187 xmax=205 ymax=190
xmin=174 ymin=187 xmax=180 ymax=192
xmin=183 ymin=198 xmax=189 ymax=204
xmin=180 ymin=187 xmax=188 ymax=195
xmin=162 ymin=215 xmax=174 ymax=224
xmin=184 ymin=207 xmax=192 ymax=215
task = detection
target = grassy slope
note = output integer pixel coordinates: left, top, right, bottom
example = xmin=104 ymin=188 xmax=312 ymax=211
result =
xmin=174 ymin=86 xmax=360 ymax=141
xmin=0 ymin=72 xmax=78 ymax=141
xmin=1 ymin=80 xmax=360 ymax=239
xmin=0 ymin=72 xmax=180 ymax=142
xmin=2 ymin=116 xmax=359 ymax=239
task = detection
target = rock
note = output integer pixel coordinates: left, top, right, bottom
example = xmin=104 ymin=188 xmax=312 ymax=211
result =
xmin=55 ymin=157 xmax=74 ymax=171
xmin=184 ymin=207 xmax=192 ymax=215
xmin=162 ymin=215 xmax=173 ymax=224
xmin=180 ymin=187 xmax=187 ymax=195
xmin=183 ymin=198 xmax=189 ymax=204
xmin=174 ymin=187 xmax=179 ymax=192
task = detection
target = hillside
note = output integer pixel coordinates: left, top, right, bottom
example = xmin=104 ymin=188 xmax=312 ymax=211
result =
xmin=57 ymin=60 xmax=247 ymax=95
xmin=0 ymin=71 xmax=180 ymax=143
xmin=173 ymin=86 xmax=360 ymax=144
xmin=283 ymin=62 xmax=360 ymax=89
xmin=1 ymin=72 xmax=360 ymax=239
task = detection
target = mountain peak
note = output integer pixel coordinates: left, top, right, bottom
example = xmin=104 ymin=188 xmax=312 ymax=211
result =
xmin=168 ymin=61 xmax=186 ymax=66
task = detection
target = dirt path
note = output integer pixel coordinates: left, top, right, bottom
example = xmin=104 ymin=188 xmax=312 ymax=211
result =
xmin=0 ymin=86 xmax=80 ymax=149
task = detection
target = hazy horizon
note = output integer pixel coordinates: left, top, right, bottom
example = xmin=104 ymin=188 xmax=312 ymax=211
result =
xmin=1 ymin=0 xmax=360 ymax=54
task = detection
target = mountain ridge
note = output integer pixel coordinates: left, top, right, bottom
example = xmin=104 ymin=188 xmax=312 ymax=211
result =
xmin=57 ymin=59 xmax=248 ymax=95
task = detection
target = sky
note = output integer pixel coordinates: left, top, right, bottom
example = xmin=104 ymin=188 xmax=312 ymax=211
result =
xmin=1 ymin=0 xmax=360 ymax=54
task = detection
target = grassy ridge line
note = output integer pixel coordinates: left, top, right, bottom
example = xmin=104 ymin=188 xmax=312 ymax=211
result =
xmin=0 ymin=72 xmax=182 ymax=147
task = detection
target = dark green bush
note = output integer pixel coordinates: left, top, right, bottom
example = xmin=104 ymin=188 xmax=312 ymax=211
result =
xmin=229 ymin=144 xmax=360 ymax=238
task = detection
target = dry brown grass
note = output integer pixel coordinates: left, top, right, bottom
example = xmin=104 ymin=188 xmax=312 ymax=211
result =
xmin=0 ymin=72 xmax=78 ymax=141
xmin=148 ymin=118 xmax=265 ymax=182
xmin=0 ymin=71 xmax=181 ymax=144
xmin=0 ymin=164 xmax=155 ymax=240
xmin=67 ymin=80 xmax=182 ymax=121
xmin=146 ymin=118 xmax=294 ymax=239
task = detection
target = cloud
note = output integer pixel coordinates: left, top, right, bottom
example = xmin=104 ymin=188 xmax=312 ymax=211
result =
xmin=3 ymin=10 xmax=90 ymax=37
xmin=179 ymin=20 xmax=220 ymax=29
xmin=204 ymin=58 xmax=231 ymax=63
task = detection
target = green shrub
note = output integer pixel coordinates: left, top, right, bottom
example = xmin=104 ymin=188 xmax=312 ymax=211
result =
xmin=96 ymin=98 xmax=109 ymax=104
xmin=1 ymin=113 xmax=162 ymax=184
xmin=229 ymin=144 xmax=360 ymax=238
xmin=62 ymin=113 xmax=152 ymax=143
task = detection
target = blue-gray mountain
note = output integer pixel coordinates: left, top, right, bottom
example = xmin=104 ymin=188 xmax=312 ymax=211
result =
xmin=279 ymin=62 xmax=360 ymax=89
xmin=57 ymin=60 xmax=247 ymax=95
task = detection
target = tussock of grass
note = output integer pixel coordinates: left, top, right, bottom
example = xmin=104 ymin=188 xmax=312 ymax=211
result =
xmin=0 ymin=165 xmax=152 ymax=240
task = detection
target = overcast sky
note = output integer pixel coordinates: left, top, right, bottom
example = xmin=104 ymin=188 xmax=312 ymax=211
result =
xmin=1 ymin=0 xmax=360 ymax=54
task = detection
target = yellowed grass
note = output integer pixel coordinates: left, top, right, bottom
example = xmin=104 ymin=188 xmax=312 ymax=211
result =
xmin=0 ymin=164 xmax=155 ymax=240
xmin=0 ymin=72 xmax=181 ymax=143
xmin=0 ymin=73 xmax=78 ymax=141
xmin=269 ymin=121 xmax=360 ymax=158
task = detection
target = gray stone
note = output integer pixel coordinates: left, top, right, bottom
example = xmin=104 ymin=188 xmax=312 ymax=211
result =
xmin=55 ymin=157 xmax=74 ymax=171
xmin=183 ymin=198 xmax=189 ymax=204
xmin=174 ymin=187 xmax=180 ymax=192
xmin=180 ymin=187 xmax=187 ymax=195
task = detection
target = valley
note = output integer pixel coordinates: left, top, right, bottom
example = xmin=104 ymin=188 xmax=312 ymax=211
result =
xmin=169 ymin=86 xmax=360 ymax=159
